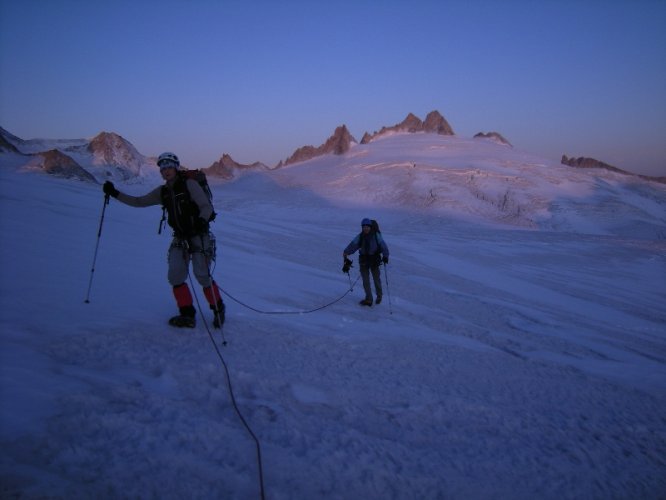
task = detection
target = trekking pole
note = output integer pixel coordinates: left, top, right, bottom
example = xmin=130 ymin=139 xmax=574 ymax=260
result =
xmin=84 ymin=193 xmax=110 ymax=303
xmin=383 ymin=263 xmax=393 ymax=315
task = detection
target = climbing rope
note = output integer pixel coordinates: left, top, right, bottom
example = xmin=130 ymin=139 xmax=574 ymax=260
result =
xmin=220 ymin=274 xmax=360 ymax=315
xmin=185 ymin=260 xmax=360 ymax=500
xmin=188 ymin=272 xmax=266 ymax=500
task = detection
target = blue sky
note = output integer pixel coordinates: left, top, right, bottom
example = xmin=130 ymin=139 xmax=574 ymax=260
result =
xmin=1 ymin=0 xmax=665 ymax=176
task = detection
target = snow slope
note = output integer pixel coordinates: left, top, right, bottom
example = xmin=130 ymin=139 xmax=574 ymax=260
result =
xmin=269 ymin=133 xmax=666 ymax=238
xmin=1 ymin=136 xmax=665 ymax=499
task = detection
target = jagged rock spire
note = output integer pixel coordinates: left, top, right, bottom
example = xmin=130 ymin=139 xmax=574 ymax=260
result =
xmin=284 ymin=125 xmax=357 ymax=166
xmin=360 ymin=110 xmax=454 ymax=144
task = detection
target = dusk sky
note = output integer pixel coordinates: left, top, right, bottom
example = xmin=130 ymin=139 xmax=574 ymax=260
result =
xmin=1 ymin=0 xmax=665 ymax=176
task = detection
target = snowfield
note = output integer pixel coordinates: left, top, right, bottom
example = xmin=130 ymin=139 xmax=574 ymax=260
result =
xmin=1 ymin=134 xmax=665 ymax=499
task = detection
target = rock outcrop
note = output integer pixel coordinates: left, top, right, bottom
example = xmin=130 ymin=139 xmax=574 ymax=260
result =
xmin=561 ymin=155 xmax=666 ymax=184
xmin=0 ymin=133 xmax=21 ymax=153
xmin=27 ymin=149 xmax=97 ymax=182
xmin=361 ymin=110 xmax=454 ymax=144
xmin=474 ymin=132 xmax=512 ymax=147
xmin=561 ymin=155 xmax=625 ymax=174
xmin=423 ymin=110 xmax=455 ymax=135
xmin=0 ymin=126 xmax=25 ymax=153
xmin=204 ymin=153 xmax=267 ymax=179
xmin=283 ymin=125 xmax=357 ymax=166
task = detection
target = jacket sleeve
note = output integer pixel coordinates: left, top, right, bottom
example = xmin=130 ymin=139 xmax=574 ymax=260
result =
xmin=377 ymin=233 xmax=389 ymax=257
xmin=186 ymin=179 xmax=214 ymax=221
xmin=343 ymin=234 xmax=361 ymax=256
xmin=116 ymin=186 xmax=163 ymax=207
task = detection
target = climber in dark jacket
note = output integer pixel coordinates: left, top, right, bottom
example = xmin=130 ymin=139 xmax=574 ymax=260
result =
xmin=343 ymin=218 xmax=389 ymax=306
xmin=102 ymin=152 xmax=225 ymax=329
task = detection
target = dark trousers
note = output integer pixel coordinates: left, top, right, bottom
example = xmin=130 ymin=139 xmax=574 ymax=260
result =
xmin=360 ymin=264 xmax=382 ymax=300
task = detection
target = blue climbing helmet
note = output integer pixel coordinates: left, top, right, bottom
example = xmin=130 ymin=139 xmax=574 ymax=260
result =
xmin=361 ymin=218 xmax=372 ymax=227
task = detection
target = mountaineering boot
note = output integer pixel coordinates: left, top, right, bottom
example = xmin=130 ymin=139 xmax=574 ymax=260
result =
xmin=359 ymin=298 xmax=373 ymax=307
xmin=211 ymin=300 xmax=226 ymax=328
xmin=168 ymin=305 xmax=196 ymax=328
xmin=375 ymin=295 xmax=382 ymax=305
xmin=169 ymin=316 xmax=195 ymax=328
xmin=204 ymin=283 xmax=225 ymax=328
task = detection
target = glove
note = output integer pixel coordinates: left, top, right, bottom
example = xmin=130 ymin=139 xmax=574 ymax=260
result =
xmin=382 ymin=256 xmax=389 ymax=265
xmin=342 ymin=257 xmax=353 ymax=273
xmin=193 ymin=218 xmax=208 ymax=234
xmin=103 ymin=181 xmax=119 ymax=198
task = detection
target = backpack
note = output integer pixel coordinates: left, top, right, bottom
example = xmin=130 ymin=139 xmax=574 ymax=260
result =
xmin=359 ymin=219 xmax=382 ymax=257
xmin=158 ymin=169 xmax=216 ymax=234
xmin=178 ymin=169 xmax=214 ymax=210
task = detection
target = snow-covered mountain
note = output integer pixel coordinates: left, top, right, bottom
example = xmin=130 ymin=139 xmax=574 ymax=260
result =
xmin=0 ymin=128 xmax=158 ymax=184
xmin=0 ymin=126 xmax=88 ymax=154
xmin=2 ymin=122 xmax=665 ymax=238
xmin=0 ymin=127 xmax=271 ymax=185
xmin=263 ymin=132 xmax=666 ymax=239
xmin=276 ymin=110 xmax=454 ymax=166
xmin=80 ymin=131 xmax=152 ymax=181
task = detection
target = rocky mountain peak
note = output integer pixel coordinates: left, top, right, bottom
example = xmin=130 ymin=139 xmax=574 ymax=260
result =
xmin=87 ymin=131 xmax=133 ymax=156
xmin=218 ymin=153 xmax=236 ymax=168
xmin=321 ymin=125 xmax=356 ymax=155
xmin=399 ymin=113 xmax=424 ymax=132
xmin=424 ymin=110 xmax=454 ymax=135
xmin=86 ymin=131 xmax=146 ymax=177
xmin=474 ymin=131 xmax=512 ymax=147
xmin=360 ymin=110 xmax=454 ymax=144
xmin=559 ymin=155 xmax=665 ymax=184
xmin=283 ymin=125 xmax=357 ymax=166
xmin=561 ymin=155 xmax=624 ymax=173
xmin=88 ymin=131 xmax=118 ymax=147
xmin=204 ymin=153 xmax=268 ymax=179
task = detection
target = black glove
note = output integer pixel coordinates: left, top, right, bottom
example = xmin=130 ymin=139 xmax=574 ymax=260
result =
xmin=103 ymin=181 xmax=119 ymax=198
xmin=382 ymin=255 xmax=389 ymax=265
xmin=193 ymin=218 xmax=208 ymax=234
xmin=342 ymin=257 xmax=353 ymax=273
